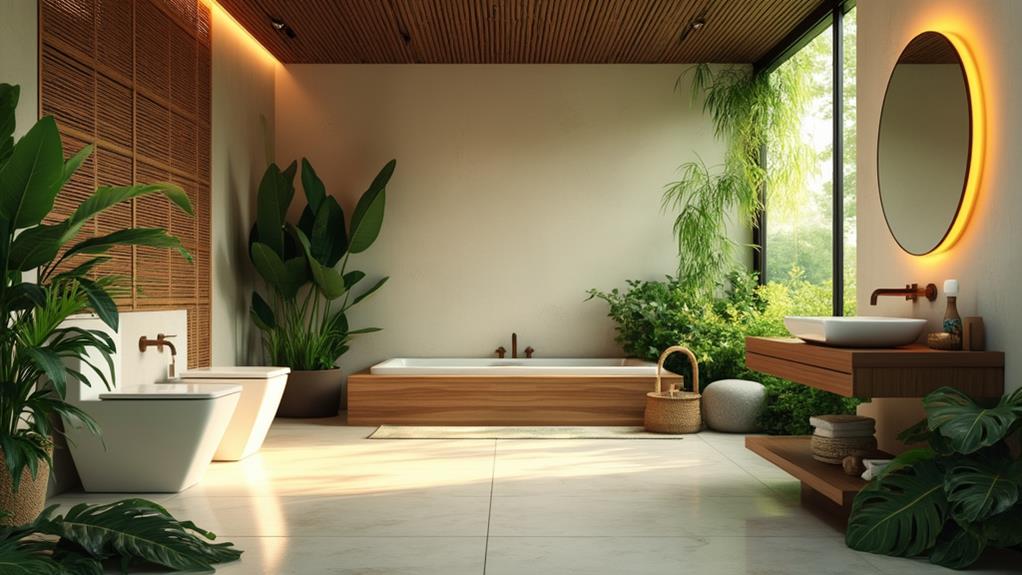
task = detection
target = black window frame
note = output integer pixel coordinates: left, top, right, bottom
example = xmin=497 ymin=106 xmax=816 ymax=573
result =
xmin=752 ymin=0 xmax=856 ymax=317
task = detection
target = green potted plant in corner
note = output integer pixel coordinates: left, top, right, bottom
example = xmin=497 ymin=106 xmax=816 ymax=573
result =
xmin=250 ymin=158 xmax=394 ymax=417
xmin=846 ymin=386 xmax=1022 ymax=569
xmin=0 ymin=83 xmax=241 ymax=571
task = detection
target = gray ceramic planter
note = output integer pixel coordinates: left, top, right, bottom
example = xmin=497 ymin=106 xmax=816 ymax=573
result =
xmin=276 ymin=369 xmax=343 ymax=418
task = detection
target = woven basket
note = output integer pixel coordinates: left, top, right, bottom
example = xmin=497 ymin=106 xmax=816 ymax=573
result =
xmin=0 ymin=445 xmax=51 ymax=526
xmin=644 ymin=346 xmax=701 ymax=434
xmin=810 ymin=434 xmax=878 ymax=464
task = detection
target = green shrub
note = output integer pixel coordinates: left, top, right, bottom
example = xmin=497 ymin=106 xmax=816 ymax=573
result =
xmin=587 ymin=271 xmax=859 ymax=435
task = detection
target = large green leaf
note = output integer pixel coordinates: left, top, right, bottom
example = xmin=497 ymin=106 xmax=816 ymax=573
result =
xmin=944 ymin=459 xmax=1021 ymax=523
xmin=0 ymin=83 xmax=19 ymax=164
xmin=348 ymin=159 xmax=394 ymax=253
xmin=33 ymin=499 xmax=242 ymax=571
xmin=351 ymin=276 xmax=388 ymax=307
xmin=928 ymin=527 xmax=986 ymax=570
xmin=255 ymin=162 xmax=295 ymax=256
xmin=292 ymin=227 xmax=346 ymax=299
xmin=24 ymin=346 xmax=68 ymax=399
xmin=301 ymin=157 xmax=326 ymax=214
xmin=983 ymin=504 xmax=1022 ymax=547
xmin=76 ymin=278 xmax=118 ymax=331
xmin=0 ymin=116 xmax=63 ymax=228
xmin=0 ymin=539 xmax=62 ymax=575
xmin=310 ymin=196 xmax=343 ymax=265
xmin=846 ymin=459 xmax=948 ymax=558
xmin=59 ymin=144 xmax=92 ymax=191
xmin=251 ymin=242 xmax=307 ymax=299
xmin=924 ymin=386 xmax=1021 ymax=454
xmin=7 ymin=223 xmax=67 ymax=271
xmin=250 ymin=291 xmax=276 ymax=331
xmin=61 ymin=228 xmax=191 ymax=263
xmin=63 ymin=183 xmax=191 ymax=243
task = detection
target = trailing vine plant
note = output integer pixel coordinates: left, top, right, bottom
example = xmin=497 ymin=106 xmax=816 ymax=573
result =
xmin=663 ymin=61 xmax=815 ymax=295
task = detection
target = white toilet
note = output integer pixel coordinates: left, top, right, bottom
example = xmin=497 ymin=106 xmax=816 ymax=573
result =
xmin=61 ymin=312 xmax=242 ymax=493
xmin=178 ymin=367 xmax=290 ymax=461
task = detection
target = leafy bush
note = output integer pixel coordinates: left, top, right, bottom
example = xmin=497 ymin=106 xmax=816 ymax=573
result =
xmin=846 ymin=387 xmax=1022 ymax=569
xmin=587 ymin=271 xmax=859 ymax=434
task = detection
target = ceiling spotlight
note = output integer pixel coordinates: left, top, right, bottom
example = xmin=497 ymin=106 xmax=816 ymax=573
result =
xmin=679 ymin=15 xmax=707 ymax=43
xmin=690 ymin=17 xmax=706 ymax=30
xmin=270 ymin=16 xmax=296 ymax=39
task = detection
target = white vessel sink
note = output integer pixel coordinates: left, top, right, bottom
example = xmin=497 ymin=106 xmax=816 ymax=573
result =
xmin=784 ymin=316 xmax=927 ymax=348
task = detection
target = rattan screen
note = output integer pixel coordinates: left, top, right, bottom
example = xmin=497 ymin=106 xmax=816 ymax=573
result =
xmin=40 ymin=0 xmax=212 ymax=367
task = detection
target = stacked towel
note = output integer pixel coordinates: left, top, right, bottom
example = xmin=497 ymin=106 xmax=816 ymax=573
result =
xmin=809 ymin=415 xmax=877 ymax=464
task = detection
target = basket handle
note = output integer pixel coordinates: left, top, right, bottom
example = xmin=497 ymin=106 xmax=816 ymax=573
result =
xmin=655 ymin=346 xmax=699 ymax=394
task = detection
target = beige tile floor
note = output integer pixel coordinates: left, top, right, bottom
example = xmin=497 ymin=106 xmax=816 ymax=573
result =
xmin=49 ymin=419 xmax=1020 ymax=574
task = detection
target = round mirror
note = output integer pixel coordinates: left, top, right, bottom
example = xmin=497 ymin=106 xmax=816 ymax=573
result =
xmin=878 ymin=31 xmax=973 ymax=255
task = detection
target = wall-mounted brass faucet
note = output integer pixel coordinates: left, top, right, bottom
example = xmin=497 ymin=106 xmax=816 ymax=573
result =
xmin=495 ymin=333 xmax=534 ymax=359
xmin=139 ymin=333 xmax=178 ymax=379
xmin=869 ymin=283 xmax=938 ymax=306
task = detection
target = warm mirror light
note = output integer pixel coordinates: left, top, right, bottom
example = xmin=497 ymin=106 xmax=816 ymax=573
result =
xmin=933 ymin=31 xmax=984 ymax=255
xmin=878 ymin=30 xmax=983 ymax=256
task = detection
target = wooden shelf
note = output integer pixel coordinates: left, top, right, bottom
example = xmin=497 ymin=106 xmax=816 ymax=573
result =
xmin=746 ymin=436 xmax=887 ymax=508
xmin=745 ymin=337 xmax=1004 ymax=398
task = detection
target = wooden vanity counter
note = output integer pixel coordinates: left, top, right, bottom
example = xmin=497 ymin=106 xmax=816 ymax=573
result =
xmin=745 ymin=337 xmax=1004 ymax=399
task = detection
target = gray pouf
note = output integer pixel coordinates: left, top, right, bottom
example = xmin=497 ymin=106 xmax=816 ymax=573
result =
xmin=702 ymin=379 xmax=766 ymax=433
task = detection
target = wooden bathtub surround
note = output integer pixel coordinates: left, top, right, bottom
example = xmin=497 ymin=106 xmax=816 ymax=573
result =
xmin=347 ymin=371 xmax=682 ymax=426
xmin=745 ymin=337 xmax=1004 ymax=398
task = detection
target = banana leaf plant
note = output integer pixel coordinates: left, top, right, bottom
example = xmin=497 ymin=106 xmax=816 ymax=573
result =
xmin=846 ymin=386 xmax=1022 ymax=569
xmin=0 ymin=499 xmax=240 ymax=572
xmin=249 ymin=158 xmax=394 ymax=370
xmin=0 ymin=83 xmax=198 ymax=494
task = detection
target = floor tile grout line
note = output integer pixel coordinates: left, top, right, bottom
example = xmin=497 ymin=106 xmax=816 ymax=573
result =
xmin=483 ymin=439 xmax=497 ymax=575
xmin=699 ymin=435 xmax=798 ymax=500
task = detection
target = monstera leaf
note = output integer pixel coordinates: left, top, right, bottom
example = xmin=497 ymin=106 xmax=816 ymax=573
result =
xmin=846 ymin=458 xmax=948 ymax=557
xmin=0 ymin=500 xmax=240 ymax=573
xmin=944 ymin=459 xmax=1021 ymax=523
xmin=924 ymin=387 xmax=1022 ymax=454
xmin=929 ymin=526 xmax=987 ymax=570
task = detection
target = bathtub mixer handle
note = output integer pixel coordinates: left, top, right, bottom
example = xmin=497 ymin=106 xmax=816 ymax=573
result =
xmin=525 ymin=347 xmax=534 ymax=359
xmin=495 ymin=346 xmax=506 ymax=359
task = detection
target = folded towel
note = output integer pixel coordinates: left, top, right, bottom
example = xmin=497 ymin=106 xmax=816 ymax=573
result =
xmin=810 ymin=414 xmax=876 ymax=432
xmin=813 ymin=427 xmax=876 ymax=438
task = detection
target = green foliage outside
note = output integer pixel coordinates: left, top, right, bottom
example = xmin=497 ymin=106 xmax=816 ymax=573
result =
xmin=846 ymin=387 xmax=1022 ymax=569
xmin=588 ymin=271 xmax=859 ymax=435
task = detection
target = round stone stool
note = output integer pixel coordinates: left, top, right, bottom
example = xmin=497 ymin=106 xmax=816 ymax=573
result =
xmin=702 ymin=379 xmax=766 ymax=433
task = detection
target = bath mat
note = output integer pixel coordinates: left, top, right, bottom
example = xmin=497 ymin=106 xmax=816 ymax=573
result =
xmin=368 ymin=425 xmax=686 ymax=439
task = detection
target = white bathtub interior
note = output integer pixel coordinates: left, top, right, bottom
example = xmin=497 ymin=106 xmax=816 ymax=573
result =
xmin=370 ymin=357 xmax=659 ymax=376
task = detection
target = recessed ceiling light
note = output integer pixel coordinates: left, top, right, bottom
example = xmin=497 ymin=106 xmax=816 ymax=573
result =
xmin=269 ymin=16 xmax=296 ymax=39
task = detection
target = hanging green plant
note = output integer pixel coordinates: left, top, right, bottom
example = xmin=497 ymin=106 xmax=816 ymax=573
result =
xmin=663 ymin=62 xmax=814 ymax=295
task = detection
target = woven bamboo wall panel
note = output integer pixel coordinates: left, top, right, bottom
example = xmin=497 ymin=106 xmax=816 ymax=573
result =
xmin=41 ymin=0 xmax=213 ymax=367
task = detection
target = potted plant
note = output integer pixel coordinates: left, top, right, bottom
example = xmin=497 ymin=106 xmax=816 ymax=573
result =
xmin=846 ymin=386 xmax=1022 ymax=569
xmin=250 ymin=158 xmax=394 ymax=417
xmin=0 ymin=83 xmax=241 ymax=570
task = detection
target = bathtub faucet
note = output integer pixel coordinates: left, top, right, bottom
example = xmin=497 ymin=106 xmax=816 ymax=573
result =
xmin=495 ymin=333 xmax=534 ymax=359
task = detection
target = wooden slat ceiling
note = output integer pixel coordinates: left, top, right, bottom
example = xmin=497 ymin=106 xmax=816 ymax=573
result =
xmin=216 ymin=0 xmax=827 ymax=64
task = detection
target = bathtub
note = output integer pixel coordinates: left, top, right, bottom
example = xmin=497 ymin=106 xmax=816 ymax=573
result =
xmin=349 ymin=357 xmax=681 ymax=426
xmin=370 ymin=357 xmax=658 ymax=376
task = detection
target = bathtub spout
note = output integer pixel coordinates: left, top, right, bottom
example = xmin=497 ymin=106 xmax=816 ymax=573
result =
xmin=512 ymin=333 xmax=518 ymax=359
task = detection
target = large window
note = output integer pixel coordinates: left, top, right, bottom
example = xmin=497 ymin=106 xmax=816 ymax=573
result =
xmin=759 ymin=3 xmax=856 ymax=316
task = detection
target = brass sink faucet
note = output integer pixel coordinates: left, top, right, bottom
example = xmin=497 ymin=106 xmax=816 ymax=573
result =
xmin=139 ymin=333 xmax=179 ymax=379
xmin=869 ymin=283 xmax=938 ymax=306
